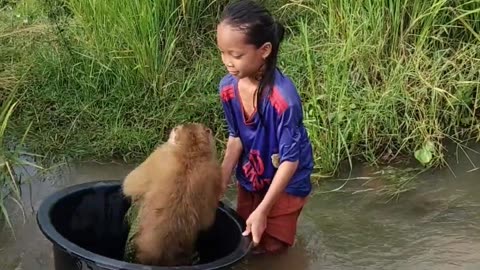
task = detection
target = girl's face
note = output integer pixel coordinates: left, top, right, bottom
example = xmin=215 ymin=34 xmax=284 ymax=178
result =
xmin=216 ymin=21 xmax=271 ymax=80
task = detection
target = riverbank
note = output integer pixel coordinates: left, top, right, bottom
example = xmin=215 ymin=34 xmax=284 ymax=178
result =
xmin=1 ymin=0 xmax=479 ymax=177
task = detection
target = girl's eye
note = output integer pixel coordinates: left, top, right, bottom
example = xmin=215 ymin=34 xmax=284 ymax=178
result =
xmin=232 ymin=54 xmax=242 ymax=59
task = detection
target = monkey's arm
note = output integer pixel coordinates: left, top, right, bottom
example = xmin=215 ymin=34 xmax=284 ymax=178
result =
xmin=122 ymin=147 xmax=164 ymax=197
xmin=122 ymin=163 xmax=151 ymax=198
xmin=123 ymin=146 xmax=179 ymax=198
xmin=220 ymin=136 xmax=243 ymax=193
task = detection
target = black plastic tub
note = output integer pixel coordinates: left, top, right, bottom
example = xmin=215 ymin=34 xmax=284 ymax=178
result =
xmin=36 ymin=180 xmax=251 ymax=270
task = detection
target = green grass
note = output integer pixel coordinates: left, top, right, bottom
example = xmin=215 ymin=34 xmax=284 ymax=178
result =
xmin=279 ymin=0 xmax=480 ymax=175
xmin=3 ymin=0 xmax=229 ymax=161
xmin=0 ymin=85 xmax=41 ymax=234
xmin=0 ymin=90 xmax=22 ymax=232
xmin=0 ymin=1 xmax=44 ymax=231
xmin=1 ymin=0 xmax=479 ymax=185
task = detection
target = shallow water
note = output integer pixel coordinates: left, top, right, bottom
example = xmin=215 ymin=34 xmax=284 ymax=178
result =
xmin=0 ymin=160 xmax=136 ymax=270
xmin=1 ymin=144 xmax=480 ymax=270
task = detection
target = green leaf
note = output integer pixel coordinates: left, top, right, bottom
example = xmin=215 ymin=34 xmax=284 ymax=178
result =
xmin=415 ymin=147 xmax=432 ymax=165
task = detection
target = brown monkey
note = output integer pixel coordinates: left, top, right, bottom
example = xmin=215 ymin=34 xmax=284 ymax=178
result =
xmin=122 ymin=123 xmax=223 ymax=266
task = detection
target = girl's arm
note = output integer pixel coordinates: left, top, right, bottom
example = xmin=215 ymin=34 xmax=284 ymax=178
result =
xmin=221 ymin=136 xmax=243 ymax=193
xmin=242 ymin=159 xmax=298 ymax=244
xmin=257 ymin=96 xmax=305 ymax=213
xmin=255 ymin=100 xmax=303 ymax=214
xmin=255 ymin=160 xmax=298 ymax=215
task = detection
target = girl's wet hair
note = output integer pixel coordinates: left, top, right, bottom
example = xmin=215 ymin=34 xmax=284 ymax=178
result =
xmin=220 ymin=0 xmax=285 ymax=123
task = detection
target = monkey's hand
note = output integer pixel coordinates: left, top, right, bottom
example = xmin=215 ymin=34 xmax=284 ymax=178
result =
xmin=122 ymin=166 xmax=151 ymax=199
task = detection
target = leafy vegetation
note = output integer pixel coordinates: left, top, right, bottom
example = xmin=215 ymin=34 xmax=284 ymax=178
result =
xmin=1 ymin=0 xmax=479 ymax=183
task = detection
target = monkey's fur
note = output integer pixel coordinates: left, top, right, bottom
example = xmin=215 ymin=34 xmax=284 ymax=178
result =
xmin=122 ymin=123 xmax=223 ymax=266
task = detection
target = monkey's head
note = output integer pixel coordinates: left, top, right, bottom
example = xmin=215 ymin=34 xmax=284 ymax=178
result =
xmin=168 ymin=123 xmax=216 ymax=156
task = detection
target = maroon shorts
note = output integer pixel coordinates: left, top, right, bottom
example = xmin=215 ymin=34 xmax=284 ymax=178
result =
xmin=236 ymin=184 xmax=307 ymax=254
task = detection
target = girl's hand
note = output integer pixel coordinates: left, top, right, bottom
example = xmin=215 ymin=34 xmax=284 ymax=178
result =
xmin=242 ymin=208 xmax=267 ymax=246
xmin=241 ymin=161 xmax=299 ymax=244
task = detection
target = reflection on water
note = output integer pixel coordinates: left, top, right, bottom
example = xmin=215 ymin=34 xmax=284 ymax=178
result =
xmin=2 ymin=144 xmax=480 ymax=270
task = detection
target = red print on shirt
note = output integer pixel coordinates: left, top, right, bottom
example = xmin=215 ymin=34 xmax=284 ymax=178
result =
xmin=242 ymin=150 xmax=271 ymax=191
xmin=220 ymin=85 xmax=235 ymax=102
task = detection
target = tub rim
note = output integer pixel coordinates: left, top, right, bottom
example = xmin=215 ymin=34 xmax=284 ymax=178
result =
xmin=36 ymin=180 xmax=252 ymax=270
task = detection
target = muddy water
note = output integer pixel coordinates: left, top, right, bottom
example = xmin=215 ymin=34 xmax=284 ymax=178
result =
xmin=1 ymin=144 xmax=480 ymax=270
xmin=0 ymin=161 xmax=136 ymax=270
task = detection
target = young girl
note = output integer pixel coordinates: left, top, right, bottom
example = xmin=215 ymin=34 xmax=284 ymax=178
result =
xmin=216 ymin=0 xmax=314 ymax=255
